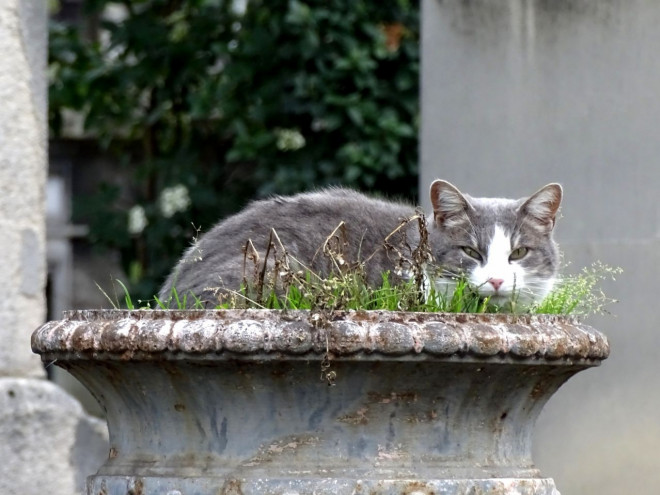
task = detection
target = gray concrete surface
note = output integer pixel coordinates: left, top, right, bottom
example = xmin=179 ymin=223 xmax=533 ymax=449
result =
xmin=421 ymin=0 xmax=660 ymax=493
xmin=0 ymin=379 xmax=108 ymax=495
xmin=0 ymin=1 xmax=108 ymax=493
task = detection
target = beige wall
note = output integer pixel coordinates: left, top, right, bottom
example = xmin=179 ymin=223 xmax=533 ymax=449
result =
xmin=421 ymin=1 xmax=660 ymax=493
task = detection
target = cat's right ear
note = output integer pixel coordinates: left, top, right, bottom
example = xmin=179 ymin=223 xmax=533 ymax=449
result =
xmin=519 ymin=183 xmax=563 ymax=231
xmin=430 ymin=180 xmax=472 ymax=227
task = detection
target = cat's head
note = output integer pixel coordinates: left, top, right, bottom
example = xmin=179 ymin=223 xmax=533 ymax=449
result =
xmin=427 ymin=180 xmax=562 ymax=306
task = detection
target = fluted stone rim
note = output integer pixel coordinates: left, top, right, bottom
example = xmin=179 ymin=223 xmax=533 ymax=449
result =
xmin=31 ymin=309 xmax=609 ymax=363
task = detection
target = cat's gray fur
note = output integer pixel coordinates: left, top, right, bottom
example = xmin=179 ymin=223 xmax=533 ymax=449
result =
xmin=159 ymin=180 xmax=562 ymax=307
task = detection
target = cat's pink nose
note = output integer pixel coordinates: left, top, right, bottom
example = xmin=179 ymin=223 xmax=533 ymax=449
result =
xmin=488 ymin=278 xmax=504 ymax=291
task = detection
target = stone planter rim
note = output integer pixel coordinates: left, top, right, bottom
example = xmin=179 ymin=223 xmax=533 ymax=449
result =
xmin=32 ymin=309 xmax=609 ymax=364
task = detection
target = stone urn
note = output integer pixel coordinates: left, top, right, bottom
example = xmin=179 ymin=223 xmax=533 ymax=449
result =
xmin=31 ymin=309 xmax=609 ymax=495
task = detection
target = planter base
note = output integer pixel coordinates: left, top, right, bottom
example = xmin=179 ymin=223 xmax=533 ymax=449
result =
xmin=89 ymin=476 xmax=560 ymax=495
xmin=32 ymin=310 xmax=607 ymax=495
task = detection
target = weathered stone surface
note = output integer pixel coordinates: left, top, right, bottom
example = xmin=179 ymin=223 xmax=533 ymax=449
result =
xmin=32 ymin=310 xmax=606 ymax=494
xmin=88 ymin=476 xmax=560 ymax=495
xmin=32 ymin=309 xmax=609 ymax=363
xmin=0 ymin=378 xmax=108 ymax=495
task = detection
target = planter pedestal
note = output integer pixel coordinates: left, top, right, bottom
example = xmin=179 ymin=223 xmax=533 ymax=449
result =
xmin=32 ymin=310 xmax=609 ymax=495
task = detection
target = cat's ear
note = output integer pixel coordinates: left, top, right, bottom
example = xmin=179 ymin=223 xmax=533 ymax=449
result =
xmin=519 ymin=183 xmax=563 ymax=231
xmin=430 ymin=180 xmax=472 ymax=227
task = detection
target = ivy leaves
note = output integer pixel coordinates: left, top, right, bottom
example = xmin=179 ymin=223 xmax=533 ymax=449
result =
xmin=49 ymin=0 xmax=420 ymax=299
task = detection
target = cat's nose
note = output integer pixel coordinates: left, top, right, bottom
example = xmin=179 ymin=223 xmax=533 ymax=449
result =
xmin=488 ymin=278 xmax=504 ymax=291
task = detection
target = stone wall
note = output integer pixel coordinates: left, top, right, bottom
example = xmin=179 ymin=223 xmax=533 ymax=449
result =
xmin=0 ymin=1 xmax=107 ymax=493
xmin=420 ymin=1 xmax=660 ymax=493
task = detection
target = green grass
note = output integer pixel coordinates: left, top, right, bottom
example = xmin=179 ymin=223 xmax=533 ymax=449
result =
xmin=104 ymin=261 xmax=620 ymax=317
xmin=153 ymin=286 xmax=205 ymax=310
xmin=100 ymin=219 xmax=620 ymax=316
xmin=212 ymin=269 xmax=463 ymax=312
xmin=99 ymin=277 xmax=207 ymax=310
xmin=531 ymin=262 xmax=622 ymax=316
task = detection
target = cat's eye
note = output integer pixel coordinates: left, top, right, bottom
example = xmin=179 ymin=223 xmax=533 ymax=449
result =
xmin=509 ymin=247 xmax=529 ymax=261
xmin=461 ymin=246 xmax=483 ymax=261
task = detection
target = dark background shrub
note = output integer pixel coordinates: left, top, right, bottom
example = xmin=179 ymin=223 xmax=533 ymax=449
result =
xmin=49 ymin=0 xmax=420 ymax=300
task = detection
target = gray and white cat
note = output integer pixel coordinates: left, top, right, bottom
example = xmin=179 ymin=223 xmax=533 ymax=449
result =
xmin=159 ymin=180 xmax=562 ymax=308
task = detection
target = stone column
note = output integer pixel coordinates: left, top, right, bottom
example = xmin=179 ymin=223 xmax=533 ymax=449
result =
xmin=0 ymin=0 xmax=47 ymax=379
xmin=0 ymin=2 xmax=107 ymax=494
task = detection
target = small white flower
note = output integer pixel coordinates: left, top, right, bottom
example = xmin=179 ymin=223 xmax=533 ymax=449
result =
xmin=231 ymin=0 xmax=248 ymax=15
xmin=127 ymin=205 xmax=148 ymax=234
xmin=159 ymin=184 xmax=191 ymax=218
xmin=311 ymin=119 xmax=326 ymax=132
xmin=275 ymin=128 xmax=306 ymax=151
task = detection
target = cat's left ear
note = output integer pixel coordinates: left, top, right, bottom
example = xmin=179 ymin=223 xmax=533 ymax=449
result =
xmin=429 ymin=179 xmax=473 ymax=227
xmin=519 ymin=183 xmax=563 ymax=230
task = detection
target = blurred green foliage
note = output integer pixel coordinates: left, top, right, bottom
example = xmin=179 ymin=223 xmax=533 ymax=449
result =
xmin=49 ymin=0 xmax=420 ymax=300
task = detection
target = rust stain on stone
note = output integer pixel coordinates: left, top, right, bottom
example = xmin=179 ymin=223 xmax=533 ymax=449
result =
xmin=455 ymin=314 xmax=468 ymax=324
xmin=368 ymin=391 xmax=418 ymax=404
xmin=127 ymin=478 xmax=143 ymax=495
xmin=242 ymin=434 xmax=320 ymax=467
xmin=338 ymin=406 xmax=370 ymax=425
xmin=405 ymin=409 xmax=439 ymax=424
xmin=530 ymin=379 xmax=555 ymax=400
xmin=220 ymin=479 xmax=243 ymax=495
xmin=401 ymin=480 xmax=435 ymax=494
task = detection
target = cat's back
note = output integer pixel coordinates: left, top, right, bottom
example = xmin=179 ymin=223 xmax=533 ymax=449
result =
xmin=210 ymin=187 xmax=413 ymax=238
xmin=160 ymin=188 xmax=416 ymax=303
xmin=242 ymin=187 xmax=408 ymax=216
